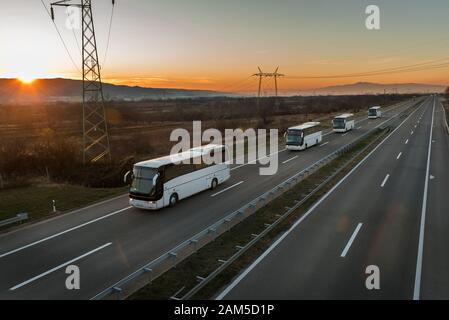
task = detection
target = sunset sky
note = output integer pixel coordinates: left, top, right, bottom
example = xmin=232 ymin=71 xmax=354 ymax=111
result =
xmin=2 ymin=0 xmax=449 ymax=93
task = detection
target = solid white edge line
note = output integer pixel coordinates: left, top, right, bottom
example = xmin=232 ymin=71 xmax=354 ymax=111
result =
xmin=413 ymin=96 xmax=435 ymax=300
xmin=216 ymin=98 xmax=426 ymax=300
xmin=380 ymin=174 xmax=390 ymax=188
xmin=211 ymin=181 xmax=244 ymax=197
xmin=0 ymin=207 xmax=130 ymax=259
xmin=282 ymin=156 xmax=298 ymax=164
xmin=340 ymin=223 xmax=363 ymax=258
xmin=9 ymin=242 xmax=112 ymax=291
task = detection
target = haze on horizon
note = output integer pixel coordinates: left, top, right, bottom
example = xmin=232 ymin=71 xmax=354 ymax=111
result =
xmin=2 ymin=0 xmax=449 ymax=93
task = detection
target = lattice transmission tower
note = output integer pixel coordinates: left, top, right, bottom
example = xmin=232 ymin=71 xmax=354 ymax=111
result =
xmin=51 ymin=0 xmax=114 ymax=164
xmin=253 ymin=67 xmax=285 ymax=98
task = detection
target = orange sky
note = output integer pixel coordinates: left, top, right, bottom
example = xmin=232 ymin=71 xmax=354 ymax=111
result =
xmin=2 ymin=1 xmax=449 ymax=93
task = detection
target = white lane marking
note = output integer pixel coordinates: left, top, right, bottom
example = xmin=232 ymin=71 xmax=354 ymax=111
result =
xmin=319 ymin=142 xmax=329 ymax=147
xmin=413 ymin=97 xmax=435 ymax=300
xmin=0 ymin=207 xmax=130 ymax=259
xmin=340 ymin=223 xmax=363 ymax=258
xmin=216 ymin=99 xmax=426 ymax=300
xmin=9 ymin=242 xmax=112 ymax=291
xmin=282 ymin=156 xmax=298 ymax=164
xmin=397 ymin=152 xmax=402 ymax=160
xmin=231 ymin=148 xmax=286 ymax=171
xmin=411 ymin=131 xmax=414 ymax=135
xmin=211 ymin=181 xmax=244 ymax=197
xmin=342 ymin=132 xmax=349 ymax=137
xmin=405 ymin=139 xmax=409 ymax=144
xmin=357 ymin=126 xmax=362 ymax=129
xmin=381 ymin=174 xmax=390 ymax=188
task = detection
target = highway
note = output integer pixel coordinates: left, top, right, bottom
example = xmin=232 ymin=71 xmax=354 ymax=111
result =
xmin=218 ymin=95 xmax=449 ymax=300
xmin=0 ymin=97 xmax=423 ymax=299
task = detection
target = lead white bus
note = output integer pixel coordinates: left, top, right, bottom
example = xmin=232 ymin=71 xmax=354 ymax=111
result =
xmin=333 ymin=113 xmax=355 ymax=133
xmin=285 ymin=122 xmax=322 ymax=151
xmin=125 ymin=144 xmax=230 ymax=210
xmin=368 ymin=106 xmax=382 ymax=119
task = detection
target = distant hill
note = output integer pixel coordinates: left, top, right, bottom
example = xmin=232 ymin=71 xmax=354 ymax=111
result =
xmin=0 ymin=78 xmax=233 ymax=103
xmin=299 ymin=82 xmax=446 ymax=96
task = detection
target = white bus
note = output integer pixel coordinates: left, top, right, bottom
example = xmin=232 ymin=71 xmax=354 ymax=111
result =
xmin=285 ymin=122 xmax=322 ymax=151
xmin=368 ymin=106 xmax=382 ymax=119
xmin=333 ymin=113 xmax=355 ymax=133
xmin=126 ymin=144 xmax=231 ymax=210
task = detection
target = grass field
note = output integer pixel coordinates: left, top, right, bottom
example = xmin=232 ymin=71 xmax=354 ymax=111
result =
xmin=0 ymin=184 xmax=126 ymax=224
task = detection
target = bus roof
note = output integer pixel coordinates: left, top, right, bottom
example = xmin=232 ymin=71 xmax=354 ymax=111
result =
xmin=334 ymin=113 xmax=354 ymax=119
xmin=135 ymin=144 xmax=225 ymax=168
xmin=288 ymin=122 xmax=321 ymax=131
xmin=369 ymin=106 xmax=381 ymax=110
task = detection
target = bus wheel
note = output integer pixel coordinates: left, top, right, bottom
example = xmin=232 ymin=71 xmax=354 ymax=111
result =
xmin=211 ymin=178 xmax=218 ymax=190
xmin=169 ymin=193 xmax=178 ymax=207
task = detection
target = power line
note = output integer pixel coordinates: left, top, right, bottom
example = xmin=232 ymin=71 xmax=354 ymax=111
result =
xmin=40 ymin=0 xmax=81 ymax=73
xmin=286 ymin=58 xmax=449 ymax=80
xmin=102 ymin=1 xmax=115 ymax=69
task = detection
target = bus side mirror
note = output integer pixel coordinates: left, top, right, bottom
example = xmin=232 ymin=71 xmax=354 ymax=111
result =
xmin=124 ymin=171 xmax=133 ymax=184
xmin=153 ymin=173 xmax=160 ymax=185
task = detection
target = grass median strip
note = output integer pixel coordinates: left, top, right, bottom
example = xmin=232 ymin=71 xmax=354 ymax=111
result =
xmin=129 ymin=126 xmax=390 ymax=300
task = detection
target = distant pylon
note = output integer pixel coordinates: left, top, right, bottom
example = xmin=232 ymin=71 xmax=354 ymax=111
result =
xmin=51 ymin=0 xmax=113 ymax=164
xmin=252 ymin=67 xmax=285 ymax=98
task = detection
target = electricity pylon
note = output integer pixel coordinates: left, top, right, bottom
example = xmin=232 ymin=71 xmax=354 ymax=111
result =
xmin=252 ymin=67 xmax=285 ymax=98
xmin=51 ymin=0 xmax=113 ymax=164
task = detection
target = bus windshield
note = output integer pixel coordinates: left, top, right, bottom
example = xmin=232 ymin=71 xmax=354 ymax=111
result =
xmin=333 ymin=118 xmax=346 ymax=129
xmin=286 ymin=129 xmax=303 ymax=145
xmin=130 ymin=167 xmax=158 ymax=195
xmin=369 ymin=109 xmax=378 ymax=116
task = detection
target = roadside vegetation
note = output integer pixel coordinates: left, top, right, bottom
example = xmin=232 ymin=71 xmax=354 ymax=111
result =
xmin=0 ymin=183 xmax=126 ymax=226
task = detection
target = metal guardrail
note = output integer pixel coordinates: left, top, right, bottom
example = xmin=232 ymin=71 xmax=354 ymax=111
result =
xmin=92 ymin=98 xmax=422 ymax=300
xmin=442 ymin=102 xmax=449 ymax=135
xmin=0 ymin=213 xmax=28 ymax=228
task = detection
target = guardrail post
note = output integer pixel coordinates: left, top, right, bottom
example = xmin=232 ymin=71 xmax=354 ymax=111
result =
xmin=112 ymin=287 xmax=122 ymax=300
xmin=143 ymin=267 xmax=153 ymax=283
xmin=169 ymin=252 xmax=178 ymax=267
xmin=189 ymin=239 xmax=199 ymax=250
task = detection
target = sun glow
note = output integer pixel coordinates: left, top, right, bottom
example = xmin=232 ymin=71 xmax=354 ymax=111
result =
xmin=18 ymin=76 xmax=36 ymax=84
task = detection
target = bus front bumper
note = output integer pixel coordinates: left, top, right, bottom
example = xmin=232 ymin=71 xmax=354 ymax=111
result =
xmin=129 ymin=198 xmax=162 ymax=210
xmin=286 ymin=144 xmax=303 ymax=151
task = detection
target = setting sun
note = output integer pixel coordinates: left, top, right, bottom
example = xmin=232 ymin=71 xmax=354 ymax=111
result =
xmin=18 ymin=76 xmax=36 ymax=84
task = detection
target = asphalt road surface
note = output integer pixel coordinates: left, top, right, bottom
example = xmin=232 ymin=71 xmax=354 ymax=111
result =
xmin=219 ymin=95 xmax=449 ymax=300
xmin=0 ymin=97 xmax=424 ymax=299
